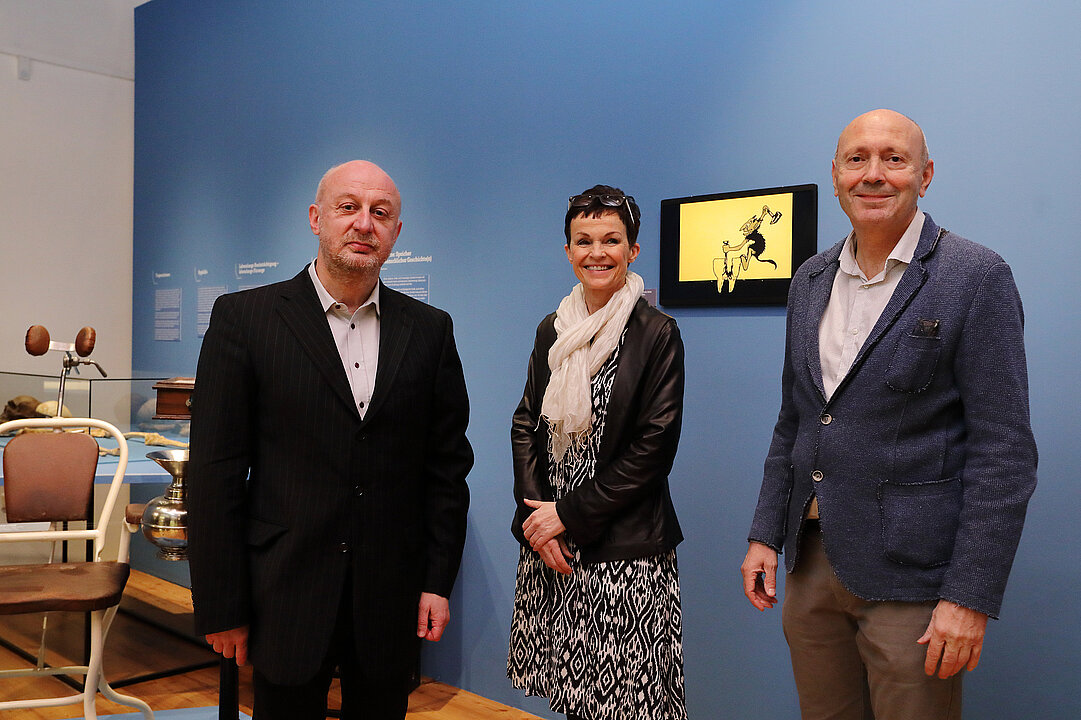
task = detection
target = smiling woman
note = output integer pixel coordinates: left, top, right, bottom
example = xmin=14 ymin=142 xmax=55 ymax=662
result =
xmin=508 ymin=186 xmax=688 ymax=720
xmin=564 ymin=211 xmax=641 ymax=314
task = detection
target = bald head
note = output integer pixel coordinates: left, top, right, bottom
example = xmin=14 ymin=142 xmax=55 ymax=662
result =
xmin=831 ymin=108 xmax=935 ymax=245
xmin=835 ymin=109 xmax=928 ymax=168
xmin=315 ymin=160 xmax=401 ymax=214
xmin=308 ymin=160 xmax=403 ymax=296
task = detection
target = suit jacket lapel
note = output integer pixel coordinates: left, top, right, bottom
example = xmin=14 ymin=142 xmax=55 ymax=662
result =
xmin=842 ymin=261 xmax=927 ymax=378
xmin=275 ymin=268 xmax=360 ymax=418
xmin=363 ymin=284 xmax=414 ymax=423
xmin=803 ymin=248 xmax=842 ymax=403
xmin=826 ymin=216 xmax=944 ymax=401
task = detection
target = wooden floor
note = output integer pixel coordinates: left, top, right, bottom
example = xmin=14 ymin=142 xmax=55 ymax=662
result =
xmin=0 ymin=571 xmax=540 ymax=719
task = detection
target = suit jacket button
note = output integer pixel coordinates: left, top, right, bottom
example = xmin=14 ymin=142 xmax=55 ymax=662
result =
xmin=354 ymin=486 xmax=364 ymax=497
xmin=820 ymin=413 xmax=832 ymax=425
xmin=811 ymin=470 xmax=824 ymax=482
xmin=338 ymin=543 xmax=349 ymax=553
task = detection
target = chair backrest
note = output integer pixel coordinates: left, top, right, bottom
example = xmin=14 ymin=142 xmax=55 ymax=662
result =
xmin=0 ymin=418 xmax=129 ymax=561
xmin=3 ymin=431 xmax=99 ymax=523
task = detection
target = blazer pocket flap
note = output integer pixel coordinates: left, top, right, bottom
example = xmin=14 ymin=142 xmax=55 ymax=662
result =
xmin=246 ymin=516 xmax=288 ymax=548
xmin=878 ymin=478 xmax=962 ymax=568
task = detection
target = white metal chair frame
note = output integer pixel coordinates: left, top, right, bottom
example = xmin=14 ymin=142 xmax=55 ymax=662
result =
xmin=0 ymin=416 xmax=153 ymax=719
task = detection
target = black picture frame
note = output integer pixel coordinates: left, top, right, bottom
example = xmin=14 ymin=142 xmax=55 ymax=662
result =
xmin=659 ymin=184 xmax=817 ymax=307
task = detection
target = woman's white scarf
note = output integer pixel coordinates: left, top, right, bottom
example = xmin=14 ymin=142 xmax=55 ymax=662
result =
xmin=541 ymin=271 xmax=644 ymax=462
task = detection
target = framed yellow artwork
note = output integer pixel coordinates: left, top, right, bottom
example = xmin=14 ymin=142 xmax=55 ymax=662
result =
xmin=659 ymin=184 xmax=817 ymax=306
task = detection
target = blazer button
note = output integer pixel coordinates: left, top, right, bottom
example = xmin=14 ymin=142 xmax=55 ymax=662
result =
xmin=811 ymin=470 xmax=824 ymax=482
xmin=338 ymin=543 xmax=349 ymax=553
xmin=354 ymin=485 xmax=364 ymax=497
xmin=820 ymin=413 xmax=833 ymax=425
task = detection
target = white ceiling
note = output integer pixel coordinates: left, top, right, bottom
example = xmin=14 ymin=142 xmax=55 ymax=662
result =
xmin=0 ymin=0 xmax=149 ymax=80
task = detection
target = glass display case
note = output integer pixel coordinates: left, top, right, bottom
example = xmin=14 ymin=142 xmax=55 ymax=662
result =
xmin=0 ymin=372 xmax=182 ymax=436
xmin=0 ymin=371 xmax=192 ymax=486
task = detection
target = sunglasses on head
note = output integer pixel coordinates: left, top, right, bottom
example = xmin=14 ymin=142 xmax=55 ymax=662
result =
xmin=568 ymin=193 xmax=637 ymax=222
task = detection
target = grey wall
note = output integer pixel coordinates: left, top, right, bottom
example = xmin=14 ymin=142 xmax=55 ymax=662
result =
xmin=0 ymin=0 xmax=136 ymax=378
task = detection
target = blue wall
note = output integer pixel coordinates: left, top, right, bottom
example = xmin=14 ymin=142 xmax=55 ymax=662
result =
xmin=133 ymin=2 xmax=1081 ymax=717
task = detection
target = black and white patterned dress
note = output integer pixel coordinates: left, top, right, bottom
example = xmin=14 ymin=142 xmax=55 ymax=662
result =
xmin=508 ymin=332 xmax=687 ymax=720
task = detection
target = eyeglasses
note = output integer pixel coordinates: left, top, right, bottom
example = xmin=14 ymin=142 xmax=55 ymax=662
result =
xmin=568 ymin=193 xmax=637 ymax=223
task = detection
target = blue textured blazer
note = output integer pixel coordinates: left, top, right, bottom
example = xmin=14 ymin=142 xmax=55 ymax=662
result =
xmin=748 ymin=214 xmax=1037 ymax=618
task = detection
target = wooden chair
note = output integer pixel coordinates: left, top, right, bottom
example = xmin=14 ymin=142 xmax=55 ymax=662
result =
xmin=0 ymin=417 xmax=153 ymax=719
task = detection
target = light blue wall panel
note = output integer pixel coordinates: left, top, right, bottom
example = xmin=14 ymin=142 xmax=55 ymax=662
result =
xmin=133 ymin=2 xmax=1081 ymax=717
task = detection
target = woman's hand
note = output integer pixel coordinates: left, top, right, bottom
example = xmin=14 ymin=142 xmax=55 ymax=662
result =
xmin=522 ymin=498 xmax=566 ymax=550
xmin=536 ymin=536 xmax=574 ymax=574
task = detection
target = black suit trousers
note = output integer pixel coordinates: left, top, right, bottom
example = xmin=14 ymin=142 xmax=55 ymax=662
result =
xmin=251 ymin=568 xmax=409 ymax=720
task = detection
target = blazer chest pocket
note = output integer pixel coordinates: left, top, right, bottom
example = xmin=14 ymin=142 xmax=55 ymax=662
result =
xmin=878 ymin=478 xmax=961 ymax=568
xmin=886 ymin=333 xmax=941 ymax=393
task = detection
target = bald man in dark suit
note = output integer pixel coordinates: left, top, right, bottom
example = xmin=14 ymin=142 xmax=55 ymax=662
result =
xmin=187 ymin=160 xmax=473 ymax=720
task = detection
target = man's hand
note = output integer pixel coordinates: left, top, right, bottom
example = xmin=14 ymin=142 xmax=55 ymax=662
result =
xmin=205 ymin=626 xmax=249 ymax=666
xmin=741 ymin=542 xmax=779 ymax=611
xmin=522 ymin=499 xmax=566 ymax=550
xmin=917 ymin=599 xmax=988 ymax=678
xmin=417 ymin=592 xmax=450 ymax=642
xmin=536 ymin=535 xmax=574 ymax=575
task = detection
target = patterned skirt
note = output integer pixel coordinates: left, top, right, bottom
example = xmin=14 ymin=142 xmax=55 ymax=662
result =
xmin=508 ymin=542 xmax=687 ymax=720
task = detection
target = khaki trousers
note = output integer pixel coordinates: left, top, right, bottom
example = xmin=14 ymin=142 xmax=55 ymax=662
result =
xmin=781 ymin=523 xmax=962 ymax=720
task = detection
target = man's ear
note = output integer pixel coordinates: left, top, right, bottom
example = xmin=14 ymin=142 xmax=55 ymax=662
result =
xmin=919 ymin=159 xmax=935 ymax=198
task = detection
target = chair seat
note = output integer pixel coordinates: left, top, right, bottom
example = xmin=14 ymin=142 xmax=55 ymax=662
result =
xmin=0 ymin=561 xmax=130 ymax=614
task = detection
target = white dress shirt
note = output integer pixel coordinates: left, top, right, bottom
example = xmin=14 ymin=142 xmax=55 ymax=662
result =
xmin=818 ymin=212 xmax=926 ymax=400
xmin=308 ymin=261 xmax=380 ymax=419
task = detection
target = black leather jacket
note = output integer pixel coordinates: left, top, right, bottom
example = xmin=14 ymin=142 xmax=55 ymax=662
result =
xmin=511 ymin=298 xmax=684 ymax=563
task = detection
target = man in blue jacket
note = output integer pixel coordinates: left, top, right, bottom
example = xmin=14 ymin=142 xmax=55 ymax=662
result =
xmin=741 ymin=109 xmax=1037 ymax=719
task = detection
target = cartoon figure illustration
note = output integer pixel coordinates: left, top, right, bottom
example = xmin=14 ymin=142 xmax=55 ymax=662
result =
xmin=714 ymin=205 xmax=782 ymax=292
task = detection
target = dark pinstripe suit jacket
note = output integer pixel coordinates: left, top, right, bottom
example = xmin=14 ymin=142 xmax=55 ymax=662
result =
xmin=186 ymin=267 xmax=473 ymax=686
